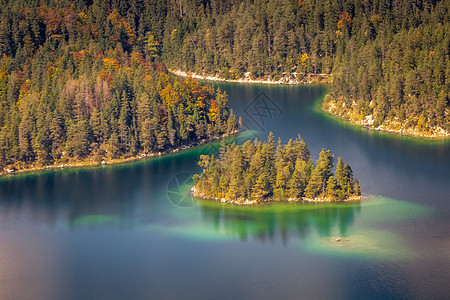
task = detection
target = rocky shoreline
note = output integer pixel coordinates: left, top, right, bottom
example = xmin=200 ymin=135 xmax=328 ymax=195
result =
xmin=323 ymin=98 xmax=450 ymax=139
xmin=169 ymin=69 xmax=330 ymax=85
xmin=191 ymin=186 xmax=362 ymax=206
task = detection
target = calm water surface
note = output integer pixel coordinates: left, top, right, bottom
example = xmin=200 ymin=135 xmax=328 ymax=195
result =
xmin=0 ymin=83 xmax=449 ymax=299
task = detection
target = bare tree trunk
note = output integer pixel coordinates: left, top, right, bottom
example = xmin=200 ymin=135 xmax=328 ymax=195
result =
xmin=176 ymin=0 xmax=183 ymax=18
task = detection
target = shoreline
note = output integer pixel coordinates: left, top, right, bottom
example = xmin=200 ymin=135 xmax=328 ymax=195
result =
xmin=191 ymin=186 xmax=362 ymax=206
xmin=0 ymin=132 xmax=238 ymax=178
xmin=171 ymin=70 xmax=449 ymax=140
xmin=169 ymin=69 xmax=330 ymax=85
xmin=322 ymin=98 xmax=450 ymax=139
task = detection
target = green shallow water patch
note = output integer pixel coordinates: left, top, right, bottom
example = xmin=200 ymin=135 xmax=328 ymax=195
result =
xmin=356 ymin=196 xmax=433 ymax=225
xmin=148 ymin=197 xmax=363 ymax=242
xmin=302 ymin=229 xmax=417 ymax=261
xmin=148 ymin=195 xmax=433 ymax=261
xmin=194 ymin=199 xmax=363 ymax=241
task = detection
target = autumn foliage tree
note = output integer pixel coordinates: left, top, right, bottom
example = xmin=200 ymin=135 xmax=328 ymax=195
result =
xmin=0 ymin=1 xmax=238 ymax=171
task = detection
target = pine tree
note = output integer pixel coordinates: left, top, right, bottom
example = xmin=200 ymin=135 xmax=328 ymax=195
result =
xmin=252 ymin=172 xmax=269 ymax=201
xmin=287 ymin=159 xmax=311 ymax=199
xmin=226 ymin=109 xmax=238 ymax=134
xmin=316 ymin=149 xmax=334 ymax=194
xmin=227 ymin=177 xmax=239 ymax=200
xmin=157 ymin=125 xmax=169 ymax=151
xmin=335 ymin=157 xmax=346 ymax=186
xmin=106 ymin=132 xmax=120 ymax=160
xmin=354 ymin=179 xmax=361 ymax=196
xmin=304 ymin=166 xmax=323 ymax=199
xmin=66 ymin=120 xmax=89 ymax=159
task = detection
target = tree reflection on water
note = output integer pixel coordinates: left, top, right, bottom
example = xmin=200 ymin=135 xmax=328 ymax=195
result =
xmin=198 ymin=200 xmax=361 ymax=244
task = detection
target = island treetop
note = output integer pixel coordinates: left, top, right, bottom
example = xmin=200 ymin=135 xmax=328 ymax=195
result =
xmin=193 ymin=133 xmax=361 ymax=205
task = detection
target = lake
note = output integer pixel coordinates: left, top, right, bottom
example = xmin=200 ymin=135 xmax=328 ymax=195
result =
xmin=0 ymin=83 xmax=449 ymax=299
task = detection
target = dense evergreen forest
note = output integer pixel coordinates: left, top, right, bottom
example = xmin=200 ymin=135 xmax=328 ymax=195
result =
xmin=0 ymin=0 xmax=447 ymax=172
xmin=0 ymin=0 xmax=238 ymax=172
xmin=193 ymin=133 xmax=361 ymax=203
xmin=159 ymin=0 xmax=449 ymax=136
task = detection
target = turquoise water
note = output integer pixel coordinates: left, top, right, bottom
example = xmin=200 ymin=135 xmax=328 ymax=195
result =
xmin=0 ymin=84 xmax=449 ymax=299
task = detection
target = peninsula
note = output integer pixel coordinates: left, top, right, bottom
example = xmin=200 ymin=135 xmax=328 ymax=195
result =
xmin=161 ymin=0 xmax=449 ymax=139
xmin=192 ymin=133 xmax=361 ymax=205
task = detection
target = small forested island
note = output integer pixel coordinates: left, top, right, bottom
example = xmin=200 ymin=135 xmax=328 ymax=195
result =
xmin=193 ymin=133 xmax=361 ymax=205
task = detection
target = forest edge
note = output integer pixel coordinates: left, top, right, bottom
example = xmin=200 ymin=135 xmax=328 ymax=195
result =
xmin=171 ymin=70 xmax=449 ymax=139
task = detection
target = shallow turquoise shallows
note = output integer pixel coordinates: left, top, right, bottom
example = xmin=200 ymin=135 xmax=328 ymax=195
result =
xmin=1 ymin=83 xmax=449 ymax=300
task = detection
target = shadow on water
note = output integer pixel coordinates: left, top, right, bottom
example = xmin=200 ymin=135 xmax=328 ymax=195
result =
xmin=198 ymin=200 xmax=361 ymax=245
xmin=0 ymin=132 xmax=258 ymax=230
xmin=0 ymin=167 xmax=141 ymax=229
xmin=161 ymin=176 xmax=432 ymax=261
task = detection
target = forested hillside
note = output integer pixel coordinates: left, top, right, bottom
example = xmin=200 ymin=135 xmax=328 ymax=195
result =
xmin=0 ymin=0 xmax=448 ymax=174
xmin=0 ymin=1 xmax=238 ymax=171
xmin=159 ymin=0 xmax=449 ymax=136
